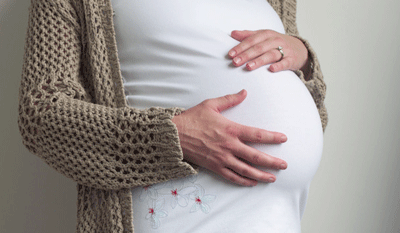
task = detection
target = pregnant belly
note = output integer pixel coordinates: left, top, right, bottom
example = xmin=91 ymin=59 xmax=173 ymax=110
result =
xmin=124 ymin=63 xmax=323 ymax=187
xmin=220 ymin=69 xmax=324 ymax=189
xmin=113 ymin=0 xmax=323 ymax=231
xmin=127 ymin=68 xmax=324 ymax=232
xmin=120 ymin=32 xmax=324 ymax=233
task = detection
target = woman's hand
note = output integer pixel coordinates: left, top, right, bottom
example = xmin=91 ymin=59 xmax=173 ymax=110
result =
xmin=172 ymin=90 xmax=288 ymax=187
xmin=228 ymin=30 xmax=308 ymax=73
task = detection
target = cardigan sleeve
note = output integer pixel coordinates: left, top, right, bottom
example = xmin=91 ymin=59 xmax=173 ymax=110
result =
xmin=17 ymin=0 xmax=196 ymax=190
xmin=280 ymin=0 xmax=328 ymax=131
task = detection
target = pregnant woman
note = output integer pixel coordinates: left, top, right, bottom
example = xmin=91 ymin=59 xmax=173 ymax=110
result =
xmin=112 ymin=0 xmax=324 ymax=232
xmin=18 ymin=0 xmax=327 ymax=232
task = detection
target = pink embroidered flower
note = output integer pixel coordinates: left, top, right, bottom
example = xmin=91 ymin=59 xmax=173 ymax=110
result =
xmin=195 ymin=197 xmax=202 ymax=204
xmin=169 ymin=186 xmax=197 ymax=209
xmin=148 ymin=208 xmax=154 ymax=214
xmin=145 ymin=199 xmax=168 ymax=229
xmin=171 ymin=189 xmax=178 ymax=197
xmin=190 ymin=185 xmax=216 ymax=214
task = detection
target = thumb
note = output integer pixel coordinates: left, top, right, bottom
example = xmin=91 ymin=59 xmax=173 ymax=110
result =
xmin=231 ymin=30 xmax=256 ymax=42
xmin=211 ymin=89 xmax=247 ymax=113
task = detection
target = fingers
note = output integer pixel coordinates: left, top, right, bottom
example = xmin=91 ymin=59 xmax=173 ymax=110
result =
xmin=246 ymin=49 xmax=284 ymax=71
xmin=177 ymin=90 xmax=290 ymax=187
xmin=219 ymin=167 xmax=258 ymax=187
xmin=230 ymin=30 xmax=257 ymax=42
xmin=268 ymin=57 xmax=292 ymax=72
xmin=228 ymin=29 xmax=296 ymax=71
xmin=228 ymin=30 xmax=270 ymax=59
xmin=218 ymin=153 xmax=279 ymax=186
xmin=203 ymin=89 xmax=247 ymax=113
xmin=232 ymin=40 xmax=276 ymax=67
xmin=227 ymin=159 xmax=277 ymax=183
xmin=233 ymin=142 xmax=288 ymax=170
xmin=236 ymin=123 xmax=287 ymax=144
xmin=231 ymin=37 xmax=285 ymax=68
xmin=214 ymin=135 xmax=287 ymax=186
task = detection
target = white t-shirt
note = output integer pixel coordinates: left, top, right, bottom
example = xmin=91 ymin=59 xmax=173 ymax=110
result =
xmin=111 ymin=0 xmax=323 ymax=232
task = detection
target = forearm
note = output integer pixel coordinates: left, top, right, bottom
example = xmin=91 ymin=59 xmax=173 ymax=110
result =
xmin=18 ymin=0 xmax=196 ymax=190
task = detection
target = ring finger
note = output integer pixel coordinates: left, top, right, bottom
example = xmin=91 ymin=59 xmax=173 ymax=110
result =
xmin=245 ymin=48 xmax=284 ymax=71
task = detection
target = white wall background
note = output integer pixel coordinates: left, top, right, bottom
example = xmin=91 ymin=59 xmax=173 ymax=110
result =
xmin=1 ymin=0 xmax=399 ymax=232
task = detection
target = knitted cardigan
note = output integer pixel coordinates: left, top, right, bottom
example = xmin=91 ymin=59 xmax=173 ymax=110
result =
xmin=17 ymin=0 xmax=327 ymax=232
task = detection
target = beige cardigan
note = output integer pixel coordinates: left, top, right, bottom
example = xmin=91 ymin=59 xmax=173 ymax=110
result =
xmin=18 ymin=0 xmax=327 ymax=232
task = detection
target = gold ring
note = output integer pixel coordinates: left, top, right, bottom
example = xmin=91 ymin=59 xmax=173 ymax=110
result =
xmin=277 ymin=46 xmax=284 ymax=61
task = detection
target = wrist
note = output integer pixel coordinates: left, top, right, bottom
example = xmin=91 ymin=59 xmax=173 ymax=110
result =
xmin=290 ymin=35 xmax=312 ymax=81
xmin=294 ymin=36 xmax=312 ymax=81
xmin=171 ymin=113 xmax=183 ymax=132
xmin=300 ymin=53 xmax=312 ymax=81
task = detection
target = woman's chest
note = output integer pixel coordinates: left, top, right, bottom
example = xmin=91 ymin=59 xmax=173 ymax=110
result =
xmin=110 ymin=0 xmax=285 ymax=47
xmin=111 ymin=0 xmax=290 ymax=110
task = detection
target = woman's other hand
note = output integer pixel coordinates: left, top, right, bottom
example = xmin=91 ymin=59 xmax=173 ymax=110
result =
xmin=228 ymin=30 xmax=308 ymax=73
xmin=171 ymin=90 xmax=288 ymax=187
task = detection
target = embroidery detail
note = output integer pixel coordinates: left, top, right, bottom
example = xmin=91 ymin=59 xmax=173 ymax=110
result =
xmin=169 ymin=186 xmax=197 ymax=209
xmin=136 ymin=175 xmax=217 ymax=229
xmin=189 ymin=185 xmax=216 ymax=214
xmin=145 ymin=199 xmax=168 ymax=229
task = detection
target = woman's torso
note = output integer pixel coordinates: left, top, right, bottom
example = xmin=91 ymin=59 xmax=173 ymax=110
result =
xmin=111 ymin=0 xmax=323 ymax=232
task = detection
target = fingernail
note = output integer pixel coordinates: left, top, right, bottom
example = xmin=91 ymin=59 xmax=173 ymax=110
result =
xmin=268 ymin=178 xmax=275 ymax=183
xmin=233 ymin=57 xmax=241 ymax=64
xmin=229 ymin=50 xmax=236 ymax=57
xmin=280 ymin=163 xmax=287 ymax=170
xmin=247 ymin=62 xmax=255 ymax=69
xmin=281 ymin=135 xmax=287 ymax=142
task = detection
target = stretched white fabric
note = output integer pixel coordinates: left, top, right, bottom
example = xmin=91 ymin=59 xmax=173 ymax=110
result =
xmin=111 ymin=0 xmax=323 ymax=232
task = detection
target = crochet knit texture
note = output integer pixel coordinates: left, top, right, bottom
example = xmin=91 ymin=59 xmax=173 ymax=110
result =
xmin=17 ymin=0 xmax=327 ymax=232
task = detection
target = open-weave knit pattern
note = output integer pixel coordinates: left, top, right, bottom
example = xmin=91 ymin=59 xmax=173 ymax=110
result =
xmin=17 ymin=0 xmax=327 ymax=232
